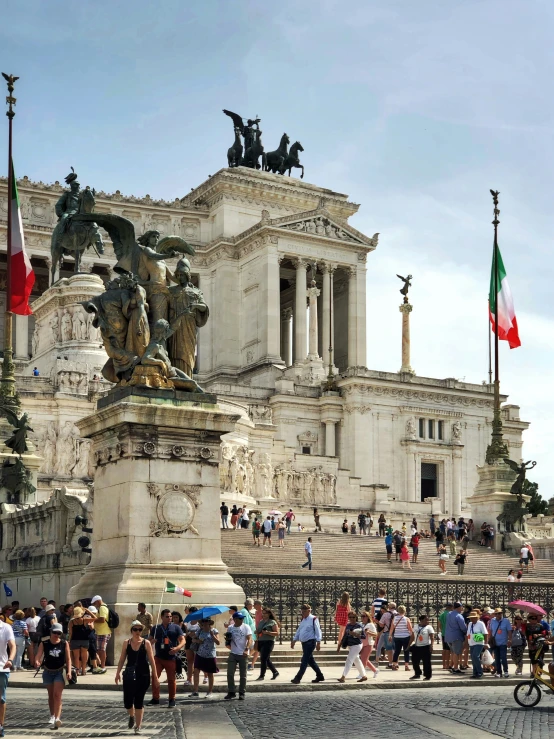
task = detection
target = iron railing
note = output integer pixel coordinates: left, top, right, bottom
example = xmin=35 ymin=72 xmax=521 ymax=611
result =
xmin=232 ymin=574 xmax=554 ymax=643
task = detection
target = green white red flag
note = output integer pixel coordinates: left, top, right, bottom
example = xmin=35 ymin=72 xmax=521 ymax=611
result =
xmin=489 ymin=243 xmax=520 ymax=349
xmin=9 ymin=163 xmax=34 ymax=315
xmin=165 ymin=581 xmax=192 ymax=597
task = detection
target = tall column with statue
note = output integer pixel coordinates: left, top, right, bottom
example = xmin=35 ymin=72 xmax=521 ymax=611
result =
xmin=397 ymin=273 xmax=415 ymax=375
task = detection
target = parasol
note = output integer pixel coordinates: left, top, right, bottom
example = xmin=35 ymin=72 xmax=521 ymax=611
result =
xmin=184 ymin=605 xmax=229 ymax=623
xmin=268 ymin=509 xmax=283 ymax=516
xmin=508 ymin=600 xmax=547 ymax=617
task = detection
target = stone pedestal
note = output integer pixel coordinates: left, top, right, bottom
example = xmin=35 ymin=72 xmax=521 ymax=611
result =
xmin=469 ymin=460 xmax=518 ymax=550
xmin=67 ymin=388 xmax=245 ymax=654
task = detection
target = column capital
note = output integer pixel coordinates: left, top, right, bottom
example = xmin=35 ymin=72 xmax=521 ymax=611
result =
xmin=291 ymin=257 xmax=308 ymax=270
xmin=307 ymin=285 xmax=321 ymax=299
xmin=399 ymin=303 xmax=413 ymax=314
xmin=347 ymin=265 xmax=357 ymax=279
xmin=277 ymin=254 xmax=286 ymax=265
xmin=281 ymin=307 xmax=293 ymax=320
xmin=319 ymin=261 xmax=338 ymax=274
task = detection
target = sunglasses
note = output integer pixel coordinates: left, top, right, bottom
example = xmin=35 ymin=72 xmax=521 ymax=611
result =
xmin=131 ymin=627 xmax=143 ymax=632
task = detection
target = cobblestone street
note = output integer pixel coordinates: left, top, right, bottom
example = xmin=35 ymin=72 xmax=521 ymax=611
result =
xmin=5 ymin=686 xmax=554 ymax=738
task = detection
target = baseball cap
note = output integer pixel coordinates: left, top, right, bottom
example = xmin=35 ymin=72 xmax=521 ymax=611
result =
xmin=232 ymin=612 xmax=245 ymax=619
xmin=91 ymin=595 xmax=102 ymax=604
xmin=453 ymin=601 xmax=463 ymax=608
xmin=45 ymin=604 xmax=55 ymax=612
xmin=51 ymin=623 xmax=63 ymax=633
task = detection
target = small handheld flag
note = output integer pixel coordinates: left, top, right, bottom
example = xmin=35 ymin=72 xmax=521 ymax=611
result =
xmin=3 ymin=583 xmax=13 ymax=598
xmin=165 ymin=581 xmax=192 ymax=597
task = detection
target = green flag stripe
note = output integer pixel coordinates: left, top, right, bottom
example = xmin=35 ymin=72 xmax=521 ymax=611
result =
xmin=488 ymin=244 xmax=507 ymax=313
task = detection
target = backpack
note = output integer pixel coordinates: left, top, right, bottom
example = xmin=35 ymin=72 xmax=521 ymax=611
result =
xmin=254 ymin=521 xmax=261 ymax=532
xmin=36 ymin=615 xmax=48 ymax=639
xmin=512 ymin=628 xmax=526 ymax=648
xmin=107 ymin=608 xmax=119 ymax=629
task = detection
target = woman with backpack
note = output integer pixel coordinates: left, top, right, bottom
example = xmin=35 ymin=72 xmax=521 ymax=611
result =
xmin=338 ymin=611 xmax=367 ymax=683
xmin=35 ymin=623 xmax=72 ymax=730
xmin=511 ymin=615 xmax=527 ymax=676
xmin=115 ymin=620 xmax=158 ymax=735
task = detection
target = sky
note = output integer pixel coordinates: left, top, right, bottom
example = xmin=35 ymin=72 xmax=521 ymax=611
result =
xmin=1 ymin=0 xmax=553 ymax=494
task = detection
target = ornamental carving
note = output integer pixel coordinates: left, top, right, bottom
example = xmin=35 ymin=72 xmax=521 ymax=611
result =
xmin=148 ymin=483 xmax=200 ymax=537
xmin=341 ymin=383 xmax=493 ymax=408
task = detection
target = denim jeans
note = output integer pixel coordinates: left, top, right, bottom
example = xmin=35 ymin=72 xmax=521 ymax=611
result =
xmin=221 ymin=515 xmax=228 ymax=529
xmin=294 ymin=639 xmax=323 ymax=681
xmin=14 ymin=636 xmax=26 ymax=669
xmin=470 ymin=644 xmax=484 ymax=677
xmin=286 ymin=519 xmax=292 ymax=534
xmin=227 ymin=652 xmax=247 ymax=695
xmin=493 ymin=644 xmax=509 ymax=675
xmin=302 ymin=553 xmax=312 ymax=570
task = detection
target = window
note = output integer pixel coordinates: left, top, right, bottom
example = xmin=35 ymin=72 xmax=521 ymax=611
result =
xmin=302 ymin=446 xmax=311 ymax=455
xmin=438 ymin=420 xmax=444 ymax=440
xmin=418 ymin=419 xmax=425 ymax=438
xmin=428 ymin=420 xmax=434 ymax=439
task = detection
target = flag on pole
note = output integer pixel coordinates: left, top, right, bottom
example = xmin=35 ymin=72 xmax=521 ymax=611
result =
xmin=489 ymin=243 xmax=521 ymax=349
xmin=9 ymin=162 xmax=35 ymax=315
xmin=165 ymin=581 xmax=192 ymax=597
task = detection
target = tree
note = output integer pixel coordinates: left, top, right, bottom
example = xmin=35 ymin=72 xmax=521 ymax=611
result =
xmin=523 ymin=479 xmax=548 ymax=516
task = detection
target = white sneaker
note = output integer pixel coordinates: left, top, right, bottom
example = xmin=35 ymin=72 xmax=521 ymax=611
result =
xmin=48 ymin=716 xmax=56 ymax=726
xmin=55 ymin=719 xmax=62 ymax=729
xmin=373 ymin=669 xmax=379 ymax=679
xmin=182 ymin=679 xmax=192 ymax=685
xmin=205 ymin=693 xmax=214 ymax=699
xmin=203 ymin=677 xmax=208 ymax=685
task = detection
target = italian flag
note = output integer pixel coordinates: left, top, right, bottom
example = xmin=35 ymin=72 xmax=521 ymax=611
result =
xmin=489 ymin=243 xmax=520 ymax=349
xmin=9 ymin=163 xmax=34 ymax=315
xmin=165 ymin=581 xmax=192 ymax=597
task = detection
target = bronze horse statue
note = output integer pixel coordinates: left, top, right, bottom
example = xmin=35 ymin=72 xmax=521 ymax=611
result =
xmin=227 ymin=126 xmax=243 ymax=168
xmin=265 ymin=133 xmax=290 ymax=174
xmin=242 ymin=129 xmax=265 ymax=170
xmin=280 ymin=141 xmax=304 ymax=179
xmin=50 ymin=187 xmax=104 ymax=281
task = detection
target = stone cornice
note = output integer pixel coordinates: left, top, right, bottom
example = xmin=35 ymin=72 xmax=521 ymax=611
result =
xmin=180 ymin=167 xmax=360 ymax=219
xmin=338 ymin=378 xmax=496 ymax=409
xmin=399 ymin=405 xmax=464 ymax=418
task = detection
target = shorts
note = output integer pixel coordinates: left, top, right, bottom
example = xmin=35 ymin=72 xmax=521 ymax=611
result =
xmin=70 ymin=640 xmax=90 ymax=650
xmin=386 ymin=545 xmax=393 ymax=554
xmin=0 ymin=673 xmax=8 ymax=704
xmin=412 ymin=547 xmax=419 ymax=555
xmin=448 ymin=640 xmax=464 ymax=655
xmin=263 ymin=531 xmax=271 ymax=538
xmin=29 ymin=632 xmax=41 ymax=644
xmin=42 ymin=668 xmax=64 ymax=686
xmin=395 ymin=545 xmax=402 ymax=554
xmin=96 ymin=634 xmax=111 ymax=651
xmin=441 ymin=638 xmax=450 ymax=651
xmin=253 ymin=531 xmax=260 ymax=538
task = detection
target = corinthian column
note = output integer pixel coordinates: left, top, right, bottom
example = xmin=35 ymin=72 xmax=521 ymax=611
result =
xmin=320 ymin=263 xmax=335 ymax=369
xmin=347 ymin=267 xmax=358 ymax=368
xmin=399 ymin=302 xmax=414 ymax=374
xmin=281 ymin=308 xmax=292 ymax=366
xmin=307 ymin=277 xmax=320 ymax=360
xmin=293 ymin=259 xmax=307 ymax=363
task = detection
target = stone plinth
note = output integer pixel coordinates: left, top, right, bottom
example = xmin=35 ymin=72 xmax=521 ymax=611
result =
xmin=67 ymin=389 xmax=245 ymax=654
xmin=469 ymin=460 xmax=518 ymax=550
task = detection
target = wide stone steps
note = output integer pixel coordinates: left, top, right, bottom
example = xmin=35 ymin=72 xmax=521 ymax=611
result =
xmin=221 ymin=529 xmax=554 ymax=581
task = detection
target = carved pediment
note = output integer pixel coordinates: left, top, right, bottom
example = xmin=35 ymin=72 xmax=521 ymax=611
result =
xmin=277 ymin=211 xmax=378 ymax=247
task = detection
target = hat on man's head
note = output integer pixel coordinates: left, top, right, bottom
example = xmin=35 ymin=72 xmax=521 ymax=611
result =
xmin=51 ymin=623 xmax=63 ymax=634
xmin=45 ymin=604 xmax=55 ymax=612
xmin=232 ymin=612 xmax=245 ymax=619
xmin=493 ymin=607 xmax=504 ymax=614
xmin=91 ymin=595 xmax=102 ymax=604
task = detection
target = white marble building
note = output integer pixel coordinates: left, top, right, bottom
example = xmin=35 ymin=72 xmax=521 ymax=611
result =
xmin=0 ymin=166 xmax=528 ymax=524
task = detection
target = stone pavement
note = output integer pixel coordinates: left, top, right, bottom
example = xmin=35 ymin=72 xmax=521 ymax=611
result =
xmin=4 ymin=686 xmax=553 ymax=738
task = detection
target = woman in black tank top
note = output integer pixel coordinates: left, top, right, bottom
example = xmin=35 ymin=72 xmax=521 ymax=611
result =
xmin=115 ymin=620 xmax=158 ymax=734
xmin=35 ymin=624 xmax=71 ymax=729
xmin=69 ymin=606 xmax=94 ymax=676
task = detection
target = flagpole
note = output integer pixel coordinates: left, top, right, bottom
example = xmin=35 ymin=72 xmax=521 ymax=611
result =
xmin=485 ymin=190 xmax=508 ymax=464
xmin=488 ymin=296 xmax=492 ymax=385
xmin=154 ymin=585 xmax=165 ymax=629
xmin=1 ymin=73 xmax=19 ymax=407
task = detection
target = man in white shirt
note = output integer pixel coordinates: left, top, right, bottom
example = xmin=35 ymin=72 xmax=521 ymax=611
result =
xmin=290 ymin=604 xmax=324 ymax=684
xmin=410 ymin=614 xmax=435 ymax=680
xmin=301 ymin=537 xmax=313 ymax=570
xmin=465 ymin=610 xmax=488 ymax=679
xmin=520 ymin=545 xmax=530 ymax=572
xmin=262 ymin=517 xmax=273 ymax=547
xmin=0 ymin=620 xmax=16 ymax=737
xmin=224 ymin=612 xmax=252 ymax=701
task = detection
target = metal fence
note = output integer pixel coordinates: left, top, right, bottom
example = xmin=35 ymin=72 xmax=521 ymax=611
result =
xmin=232 ymin=574 xmax=554 ymax=644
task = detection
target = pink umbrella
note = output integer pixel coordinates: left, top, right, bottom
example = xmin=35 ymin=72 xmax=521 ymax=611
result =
xmin=508 ymin=600 xmax=547 ymax=617
xmin=268 ymin=509 xmax=283 ymax=516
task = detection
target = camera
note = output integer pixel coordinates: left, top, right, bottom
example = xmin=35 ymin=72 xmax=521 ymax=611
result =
xmin=224 ymin=631 xmax=233 ymax=646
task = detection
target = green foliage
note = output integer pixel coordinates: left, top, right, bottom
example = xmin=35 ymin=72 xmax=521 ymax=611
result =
xmin=523 ymin=479 xmax=549 ymax=516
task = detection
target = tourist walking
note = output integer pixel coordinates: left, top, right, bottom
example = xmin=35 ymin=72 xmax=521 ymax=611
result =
xmin=224 ymin=612 xmax=252 ymax=701
xmin=438 ymin=603 xmax=452 ymax=670
xmin=220 ymin=502 xmax=229 ymax=529
xmin=188 ymin=618 xmax=220 ymax=699
xmin=378 ymin=514 xmax=386 ymax=536
xmin=135 ymin=603 xmax=153 ymax=633
xmin=278 ymin=519 xmax=286 ymax=547
xmin=148 ymin=609 xmax=185 ymax=707
xmin=526 ymin=542 xmax=536 ymax=569
xmin=301 ymin=537 xmax=313 ymax=570
xmin=389 ymin=606 xmax=413 ymax=671
xmin=455 ymin=549 xmax=467 ymax=575
xmin=68 ymin=607 xmax=92 ymax=677
xmin=334 ymin=592 xmax=351 ymax=649
xmin=445 ymin=602 xmax=466 ymax=674
xmin=262 ymin=516 xmax=273 ymax=546
xmin=520 ymin=543 xmax=530 ymax=572
xmin=465 ymin=610 xmax=487 ymax=678
xmin=230 ymin=505 xmax=239 ymax=528
xmin=375 ymin=602 xmax=396 ymax=666
xmin=488 ymin=608 xmax=512 ymax=678
xmin=251 ymin=517 xmax=261 ymax=546
xmin=290 ymin=604 xmax=324 ymax=684
xmin=438 ymin=545 xmax=449 ymax=575
xmin=358 ymin=512 xmax=367 ymax=535
xmin=338 ymin=612 xmax=367 ymax=683
xmin=359 ymin=612 xmax=378 ymax=677
xmin=285 ymin=509 xmax=295 ymax=534
xmin=184 ymin=606 xmax=199 ymax=685
xmin=385 ymin=531 xmax=393 ymax=563
xmin=410 ymin=614 xmax=434 ymax=680
xmin=90 ymin=595 xmax=111 ymax=671
xmin=399 ymin=543 xmax=412 ymax=570
xmin=35 ymin=623 xmax=71 ymax=730
xmin=255 ymin=607 xmax=279 ymax=681
xmin=115 ymin=620 xmax=158 ymax=734
xmin=11 ymin=611 xmax=28 ymax=671
xmin=25 ymin=607 xmax=41 ymax=670
xmin=511 ymin=615 xmax=527 ymax=676
xmin=393 ymin=531 xmax=402 ymax=562
xmin=0 ymin=616 xmax=15 ymax=736
xmin=410 ymin=531 xmax=420 ymax=564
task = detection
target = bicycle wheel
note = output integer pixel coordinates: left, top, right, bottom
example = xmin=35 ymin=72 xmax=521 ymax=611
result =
xmin=513 ymin=681 xmax=542 ymax=708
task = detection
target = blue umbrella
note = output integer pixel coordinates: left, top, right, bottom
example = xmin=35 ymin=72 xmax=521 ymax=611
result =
xmin=184 ymin=605 xmax=230 ymax=623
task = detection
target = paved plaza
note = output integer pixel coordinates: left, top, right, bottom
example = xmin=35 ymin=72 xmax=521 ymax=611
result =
xmin=4 ymin=686 xmax=554 ymax=738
